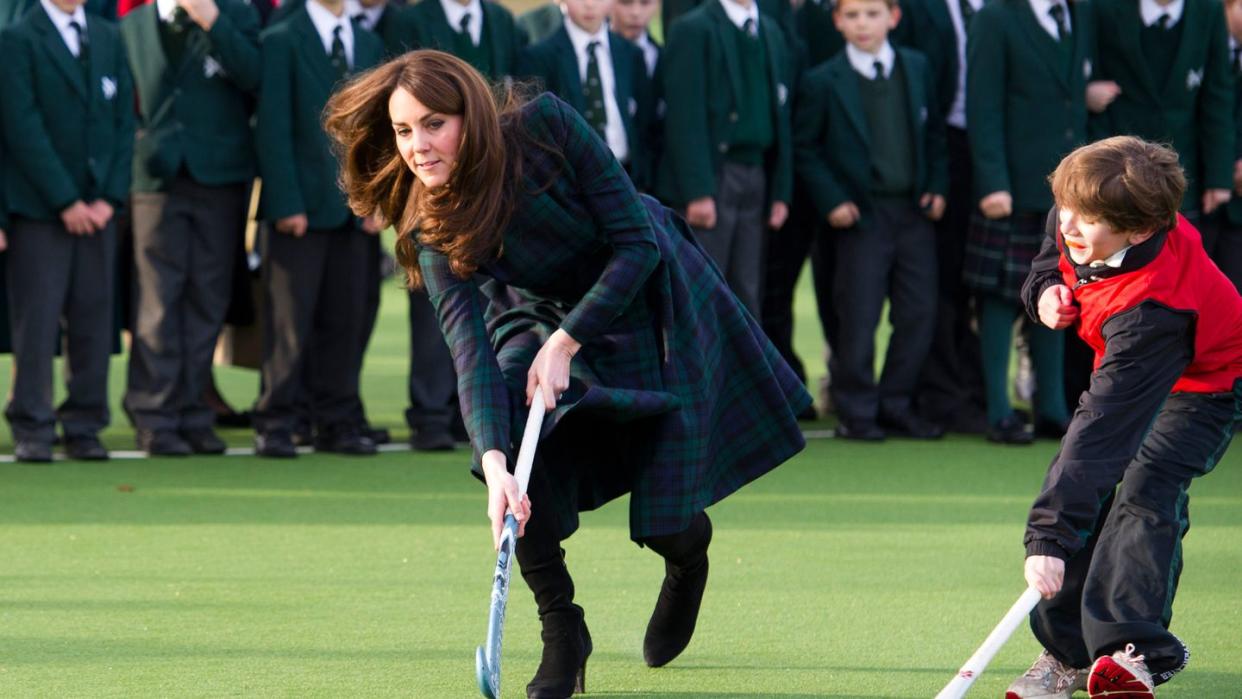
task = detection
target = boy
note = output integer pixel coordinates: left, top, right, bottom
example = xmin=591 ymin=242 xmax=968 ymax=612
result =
xmin=963 ymin=0 xmax=1090 ymax=443
xmin=398 ymin=0 xmax=524 ymax=79
xmin=120 ymin=0 xmax=261 ymax=456
xmin=658 ymin=0 xmax=794 ymax=317
xmin=1010 ymin=136 xmax=1242 ymax=699
xmin=610 ymin=0 xmax=660 ymax=79
xmin=521 ymin=0 xmax=654 ymax=188
xmin=792 ymin=0 xmax=947 ymax=440
xmin=253 ymin=0 xmax=383 ymax=457
xmin=1089 ymin=0 xmax=1234 ymax=223
xmin=0 ymin=0 xmax=134 ymax=462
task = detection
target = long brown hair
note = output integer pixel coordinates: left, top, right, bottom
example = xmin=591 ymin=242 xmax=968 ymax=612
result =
xmin=324 ymin=50 xmax=528 ymax=287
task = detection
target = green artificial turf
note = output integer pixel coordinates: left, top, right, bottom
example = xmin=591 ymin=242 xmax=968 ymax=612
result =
xmin=1 ymin=275 xmax=1240 ymax=697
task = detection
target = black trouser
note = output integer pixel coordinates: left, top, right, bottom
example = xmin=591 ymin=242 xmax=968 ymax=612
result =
xmin=405 ymin=286 xmax=457 ymax=433
xmin=254 ymin=223 xmax=370 ymax=434
xmin=761 ymin=184 xmax=822 ymax=383
xmin=1196 ymin=209 xmax=1242 ymax=295
xmin=124 ymin=177 xmax=246 ymax=432
xmin=5 ymin=217 xmax=116 ymax=443
xmin=914 ymin=126 xmax=986 ymax=425
xmin=830 ymin=198 xmax=937 ymax=422
xmin=1032 ymin=383 xmax=1241 ymax=683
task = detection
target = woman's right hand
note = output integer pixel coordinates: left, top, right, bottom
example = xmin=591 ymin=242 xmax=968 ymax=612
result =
xmin=482 ymin=449 xmax=531 ymax=550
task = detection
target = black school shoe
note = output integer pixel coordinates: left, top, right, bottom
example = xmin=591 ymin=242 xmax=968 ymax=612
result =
xmin=136 ymin=429 xmax=192 ymax=457
xmin=14 ymin=440 xmax=53 ymax=463
xmin=834 ymin=419 xmax=886 ymax=441
xmin=181 ymin=428 xmax=228 ymax=455
xmin=987 ymin=413 xmax=1034 ymax=445
xmin=65 ymin=435 xmax=109 ymax=461
xmin=255 ymin=430 xmax=298 ymax=458
xmin=411 ymin=424 xmax=455 ymax=452
xmin=878 ymin=409 xmax=946 ymax=439
xmin=314 ymin=426 xmax=377 ymax=456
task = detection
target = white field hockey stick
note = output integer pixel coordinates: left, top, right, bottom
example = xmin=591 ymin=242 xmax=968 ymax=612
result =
xmin=475 ymin=387 xmax=548 ymax=699
xmin=934 ymin=586 xmax=1043 ymax=699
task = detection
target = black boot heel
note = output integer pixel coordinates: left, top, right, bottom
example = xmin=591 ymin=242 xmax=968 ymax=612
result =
xmin=642 ymin=512 xmax=713 ymax=668
xmin=527 ymin=608 xmax=592 ymax=699
xmin=573 ymin=658 xmax=586 ymax=694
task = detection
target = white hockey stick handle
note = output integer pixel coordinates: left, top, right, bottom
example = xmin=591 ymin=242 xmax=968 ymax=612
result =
xmin=511 ymin=387 xmax=547 ymax=498
xmin=934 ymin=586 xmax=1043 ymax=699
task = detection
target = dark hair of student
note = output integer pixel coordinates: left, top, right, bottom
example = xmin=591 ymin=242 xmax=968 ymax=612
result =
xmin=1049 ymin=135 xmax=1187 ymax=235
xmin=324 ymin=50 xmax=535 ymax=288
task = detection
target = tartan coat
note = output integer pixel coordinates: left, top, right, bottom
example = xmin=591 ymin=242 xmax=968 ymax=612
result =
xmin=418 ymin=93 xmax=811 ymax=540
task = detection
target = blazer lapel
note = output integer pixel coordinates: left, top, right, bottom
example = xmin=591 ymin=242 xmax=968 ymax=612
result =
xmin=706 ymin=2 xmax=744 ymax=114
xmin=482 ymin=2 xmax=508 ymax=72
xmin=552 ymin=28 xmax=586 ymax=111
xmin=829 ymin=55 xmax=869 ymax=147
xmin=1014 ymin=0 xmax=1069 ymax=92
xmin=354 ymin=24 xmax=383 ymax=70
xmin=609 ymin=32 xmax=635 ymax=136
xmin=33 ymin=7 xmax=87 ymax=100
xmin=1114 ymin=0 xmax=1160 ymax=101
xmin=292 ymin=9 xmax=337 ymax=92
xmin=1161 ymin=5 xmax=1202 ymax=98
xmin=1070 ymin=0 xmax=1090 ymax=88
xmin=423 ymin=0 xmax=457 ymax=51
xmin=898 ymin=50 xmax=926 ymax=180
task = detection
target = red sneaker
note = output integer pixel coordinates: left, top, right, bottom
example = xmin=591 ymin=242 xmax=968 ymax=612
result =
xmin=1088 ymin=643 xmax=1155 ymax=699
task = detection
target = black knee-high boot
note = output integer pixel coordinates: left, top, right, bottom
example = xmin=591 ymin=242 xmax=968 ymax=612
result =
xmin=517 ymin=522 xmax=591 ymax=697
xmin=641 ymin=511 xmax=713 ymax=667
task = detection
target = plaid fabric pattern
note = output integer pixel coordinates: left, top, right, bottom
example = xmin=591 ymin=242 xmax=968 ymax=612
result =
xmin=962 ymin=211 xmax=1046 ymax=302
xmin=419 ymin=93 xmax=811 ymax=539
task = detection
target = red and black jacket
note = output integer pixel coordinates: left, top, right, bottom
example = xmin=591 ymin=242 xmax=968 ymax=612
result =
xmin=1018 ymin=212 xmax=1242 ymax=559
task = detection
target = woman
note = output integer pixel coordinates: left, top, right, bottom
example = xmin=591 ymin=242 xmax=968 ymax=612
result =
xmin=324 ymin=50 xmax=811 ymax=698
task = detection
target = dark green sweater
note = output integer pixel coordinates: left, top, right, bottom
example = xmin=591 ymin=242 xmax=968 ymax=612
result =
xmin=727 ymin=23 xmax=774 ymax=165
xmin=858 ymin=61 xmax=914 ymax=197
xmin=1139 ymin=19 xmax=1182 ymax=92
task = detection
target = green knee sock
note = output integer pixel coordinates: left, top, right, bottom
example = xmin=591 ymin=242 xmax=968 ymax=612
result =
xmin=1029 ymin=324 xmax=1069 ymax=424
xmin=979 ymin=296 xmax=1016 ymax=425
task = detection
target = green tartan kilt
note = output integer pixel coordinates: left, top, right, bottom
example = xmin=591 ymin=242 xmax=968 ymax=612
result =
xmin=962 ymin=211 xmax=1046 ymax=303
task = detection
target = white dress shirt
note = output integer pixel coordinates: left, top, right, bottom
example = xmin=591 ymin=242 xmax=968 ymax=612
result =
xmin=440 ymin=0 xmax=483 ymax=46
xmin=845 ymin=41 xmax=896 ymax=80
xmin=39 ymin=0 xmax=87 ymax=58
xmin=717 ymin=0 xmax=759 ymax=33
xmin=1028 ymin=0 xmax=1072 ymax=40
xmin=1140 ymin=0 xmax=1184 ymax=27
xmin=345 ymin=0 xmax=386 ymax=31
xmin=565 ymin=19 xmax=629 ymax=162
xmin=156 ymin=0 xmax=182 ymax=22
xmin=944 ymin=0 xmax=981 ymax=129
xmin=306 ymin=0 xmax=355 ymax=67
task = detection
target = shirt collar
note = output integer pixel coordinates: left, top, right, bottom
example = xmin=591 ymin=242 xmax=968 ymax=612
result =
xmin=845 ymin=41 xmax=896 ymax=79
xmin=1139 ymin=0 xmax=1183 ymax=27
xmin=439 ymin=0 xmax=483 ymax=34
xmin=306 ymin=0 xmax=352 ymax=46
xmin=717 ymin=0 xmax=759 ymax=32
xmin=344 ymin=0 xmax=386 ymax=29
xmin=39 ymin=0 xmax=86 ymax=31
xmin=156 ymin=0 xmax=179 ymax=21
xmin=1027 ymin=0 xmax=1068 ymax=23
xmin=1089 ymin=246 xmax=1130 ymax=269
xmin=564 ymin=17 xmax=609 ymax=56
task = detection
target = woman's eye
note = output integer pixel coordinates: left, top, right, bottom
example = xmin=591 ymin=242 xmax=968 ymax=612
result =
xmin=396 ymin=128 xmax=411 ymax=137
xmin=428 ymin=121 xmax=443 ymax=130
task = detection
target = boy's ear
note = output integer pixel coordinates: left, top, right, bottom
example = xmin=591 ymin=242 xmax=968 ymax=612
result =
xmin=889 ymin=5 xmax=902 ymax=26
xmin=1127 ymin=228 xmax=1158 ymax=246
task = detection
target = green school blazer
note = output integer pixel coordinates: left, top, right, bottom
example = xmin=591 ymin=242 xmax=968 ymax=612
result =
xmin=0 ymin=6 xmax=135 ymax=220
xmin=121 ymin=0 xmax=261 ymax=192
xmin=792 ymin=48 xmax=948 ymax=223
xmin=255 ymin=7 xmax=382 ymax=229
xmin=270 ymin=0 xmax=413 ymax=58
xmin=1 ymin=0 xmax=115 ymax=30
xmin=894 ymin=0 xmax=995 ymax=119
xmin=966 ymin=0 xmax=1091 ymax=211
xmin=1090 ymin=0 xmax=1234 ymax=209
xmin=656 ymin=0 xmax=794 ymax=208
xmin=395 ymin=0 xmax=524 ymax=79
xmin=519 ymin=25 xmax=655 ymax=190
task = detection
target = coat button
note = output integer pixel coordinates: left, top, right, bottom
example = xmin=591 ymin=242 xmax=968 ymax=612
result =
xmin=728 ymin=111 xmax=739 ymax=123
xmin=1064 ymin=128 xmax=1074 ymax=140
xmin=718 ymin=142 xmax=728 ymax=153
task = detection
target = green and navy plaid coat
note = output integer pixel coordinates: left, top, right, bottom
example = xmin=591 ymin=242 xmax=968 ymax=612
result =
xmin=419 ymin=93 xmax=811 ymax=540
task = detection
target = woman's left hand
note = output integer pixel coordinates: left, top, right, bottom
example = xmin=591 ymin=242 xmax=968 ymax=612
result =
xmin=526 ymin=328 xmax=581 ymax=410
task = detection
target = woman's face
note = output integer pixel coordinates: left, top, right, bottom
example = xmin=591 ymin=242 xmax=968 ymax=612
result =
xmin=389 ymin=85 xmax=464 ymax=190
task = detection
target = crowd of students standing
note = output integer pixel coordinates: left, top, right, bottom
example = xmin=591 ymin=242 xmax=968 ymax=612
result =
xmin=0 ymin=0 xmax=1239 ymax=462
